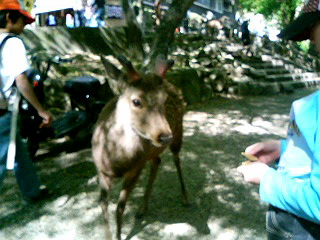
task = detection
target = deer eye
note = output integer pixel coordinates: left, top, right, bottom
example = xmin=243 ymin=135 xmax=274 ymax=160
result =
xmin=132 ymin=99 xmax=142 ymax=107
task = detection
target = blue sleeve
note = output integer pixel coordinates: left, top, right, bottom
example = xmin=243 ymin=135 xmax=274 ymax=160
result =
xmin=259 ymin=92 xmax=320 ymax=224
xmin=260 ymin=157 xmax=320 ymax=224
xmin=280 ymin=139 xmax=287 ymax=155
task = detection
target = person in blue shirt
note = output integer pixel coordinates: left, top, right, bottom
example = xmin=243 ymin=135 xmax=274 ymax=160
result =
xmin=237 ymin=0 xmax=320 ymax=239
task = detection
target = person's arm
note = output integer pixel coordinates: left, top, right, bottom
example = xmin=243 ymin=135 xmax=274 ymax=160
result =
xmin=260 ymin=165 xmax=320 ymax=223
xmin=3 ymin=37 xmax=53 ymax=127
xmin=259 ymin=94 xmax=320 ymax=223
xmin=238 ymin=139 xmax=320 ymax=224
xmin=15 ymin=73 xmax=52 ymax=127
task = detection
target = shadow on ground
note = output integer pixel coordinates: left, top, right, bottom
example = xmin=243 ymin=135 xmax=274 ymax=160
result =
xmin=0 ymin=87 xmax=316 ymax=240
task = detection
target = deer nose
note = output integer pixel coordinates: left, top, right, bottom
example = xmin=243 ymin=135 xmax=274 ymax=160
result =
xmin=158 ymin=133 xmax=173 ymax=145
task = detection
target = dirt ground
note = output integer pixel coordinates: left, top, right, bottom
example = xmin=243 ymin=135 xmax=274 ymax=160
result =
xmin=0 ymin=87 xmax=316 ymax=240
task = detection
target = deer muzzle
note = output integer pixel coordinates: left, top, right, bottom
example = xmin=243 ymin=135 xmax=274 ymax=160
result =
xmin=158 ymin=133 xmax=173 ymax=145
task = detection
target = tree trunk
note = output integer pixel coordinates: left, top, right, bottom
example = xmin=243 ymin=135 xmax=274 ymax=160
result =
xmin=121 ymin=0 xmax=196 ymax=63
xmin=149 ymin=0 xmax=196 ymax=63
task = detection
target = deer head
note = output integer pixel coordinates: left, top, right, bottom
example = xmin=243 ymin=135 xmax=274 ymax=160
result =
xmin=101 ymin=55 xmax=175 ymax=147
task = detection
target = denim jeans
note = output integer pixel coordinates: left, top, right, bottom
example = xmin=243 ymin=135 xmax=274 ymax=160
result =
xmin=267 ymin=205 xmax=320 ymax=240
xmin=0 ymin=111 xmax=41 ymax=198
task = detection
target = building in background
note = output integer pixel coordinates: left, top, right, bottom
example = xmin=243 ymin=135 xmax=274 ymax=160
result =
xmin=32 ymin=0 xmax=125 ymax=27
xmin=32 ymin=0 xmax=74 ymax=26
xmin=193 ymin=0 xmax=234 ymax=19
xmin=141 ymin=0 xmax=235 ymax=19
xmin=31 ymin=0 xmax=235 ymax=28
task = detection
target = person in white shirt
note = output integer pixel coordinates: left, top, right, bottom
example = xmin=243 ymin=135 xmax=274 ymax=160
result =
xmin=0 ymin=0 xmax=53 ymax=203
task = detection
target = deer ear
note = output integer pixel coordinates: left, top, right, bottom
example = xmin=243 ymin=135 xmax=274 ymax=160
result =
xmin=100 ymin=55 xmax=122 ymax=80
xmin=117 ymin=55 xmax=140 ymax=83
xmin=155 ymin=55 xmax=174 ymax=78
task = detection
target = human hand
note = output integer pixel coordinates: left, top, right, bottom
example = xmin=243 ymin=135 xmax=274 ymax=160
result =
xmin=38 ymin=110 xmax=53 ymax=128
xmin=237 ymin=162 xmax=270 ymax=184
xmin=245 ymin=140 xmax=281 ymax=165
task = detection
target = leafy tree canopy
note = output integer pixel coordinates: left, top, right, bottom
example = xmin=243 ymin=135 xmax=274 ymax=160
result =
xmin=239 ymin=0 xmax=303 ymax=27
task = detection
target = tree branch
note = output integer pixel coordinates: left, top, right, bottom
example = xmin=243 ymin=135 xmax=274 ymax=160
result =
xmin=149 ymin=0 xmax=196 ymax=62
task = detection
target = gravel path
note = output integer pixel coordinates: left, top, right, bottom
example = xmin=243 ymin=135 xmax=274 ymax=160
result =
xmin=0 ymin=87 xmax=316 ymax=240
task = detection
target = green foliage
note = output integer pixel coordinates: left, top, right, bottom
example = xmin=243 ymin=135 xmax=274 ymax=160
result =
xmin=240 ymin=0 xmax=303 ymax=27
xmin=298 ymin=40 xmax=311 ymax=53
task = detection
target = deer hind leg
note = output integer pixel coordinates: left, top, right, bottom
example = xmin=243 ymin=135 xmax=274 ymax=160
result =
xmin=116 ymin=168 xmax=143 ymax=240
xmin=170 ymin=128 xmax=189 ymax=205
xmin=136 ymin=156 xmax=162 ymax=218
xmin=99 ymin=172 xmax=113 ymax=240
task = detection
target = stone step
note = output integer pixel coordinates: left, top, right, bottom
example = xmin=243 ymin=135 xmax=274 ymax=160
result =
xmin=236 ymin=80 xmax=307 ymax=96
xmin=252 ymin=66 xmax=311 ymax=76
xmin=303 ymin=77 xmax=320 ymax=84
xmin=243 ymin=54 xmax=318 ymax=84
xmin=260 ymin=54 xmax=315 ymax=72
xmin=253 ymin=68 xmax=290 ymax=75
xmin=241 ymin=59 xmax=266 ymax=65
xmin=264 ymin=74 xmax=295 ymax=82
xmin=246 ymin=62 xmax=285 ymax=69
xmin=224 ymin=41 xmax=319 ymax=96
xmin=246 ymin=68 xmax=291 ymax=81
xmin=266 ymin=72 xmax=320 ymax=81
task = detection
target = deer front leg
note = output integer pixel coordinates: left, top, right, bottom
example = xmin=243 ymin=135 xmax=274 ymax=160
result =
xmin=99 ymin=172 xmax=113 ymax=240
xmin=172 ymin=152 xmax=189 ymax=205
xmin=170 ymin=131 xmax=189 ymax=206
xmin=136 ymin=156 xmax=161 ymax=218
xmin=116 ymin=168 xmax=142 ymax=240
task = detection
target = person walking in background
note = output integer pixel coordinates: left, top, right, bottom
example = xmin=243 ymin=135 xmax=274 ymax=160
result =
xmin=66 ymin=13 xmax=74 ymax=28
xmin=237 ymin=1 xmax=320 ymax=238
xmin=84 ymin=0 xmax=94 ymax=26
xmin=92 ymin=0 xmax=105 ymax=27
xmin=241 ymin=20 xmax=250 ymax=45
xmin=46 ymin=14 xmax=58 ymax=27
xmin=73 ymin=0 xmax=86 ymax=27
xmin=241 ymin=20 xmax=252 ymax=56
xmin=0 ymin=0 xmax=53 ymax=203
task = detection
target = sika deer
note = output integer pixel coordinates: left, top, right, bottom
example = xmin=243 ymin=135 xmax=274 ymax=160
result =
xmin=92 ymin=55 xmax=188 ymax=240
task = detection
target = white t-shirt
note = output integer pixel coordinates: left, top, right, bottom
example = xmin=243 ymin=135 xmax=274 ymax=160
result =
xmin=0 ymin=33 xmax=30 ymax=106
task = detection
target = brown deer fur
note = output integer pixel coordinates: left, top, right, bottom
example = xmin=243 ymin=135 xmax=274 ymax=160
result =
xmin=92 ymin=56 xmax=188 ymax=240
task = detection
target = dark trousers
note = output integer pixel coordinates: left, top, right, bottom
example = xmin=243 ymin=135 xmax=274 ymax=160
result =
xmin=267 ymin=205 xmax=320 ymax=240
